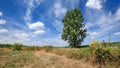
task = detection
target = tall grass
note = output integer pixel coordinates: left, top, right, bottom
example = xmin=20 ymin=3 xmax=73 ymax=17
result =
xmin=0 ymin=41 xmax=120 ymax=68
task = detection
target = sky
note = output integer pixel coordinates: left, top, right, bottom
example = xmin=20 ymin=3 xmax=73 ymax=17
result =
xmin=0 ymin=0 xmax=120 ymax=46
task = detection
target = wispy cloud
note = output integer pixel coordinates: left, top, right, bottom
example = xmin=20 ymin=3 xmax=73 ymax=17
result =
xmin=14 ymin=33 xmax=29 ymax=41
xmin=114 ymin=32 xmax=120 ymax=35
xmin=34 ymin=30 xmax=45 ymax=35
xmin=53 ymin=20 xmax=63 ymax=32
xmin=0 ymin=19 xmax=6 ymax=24
xmin=0 ymin=11 xmax=3 ymax=16
xmin=0 ymin=29 xmax=31 ymax=44
xmin=30 ymin=34 xmax=68 ymax=46
xmin=115 ymin=7 xmax=120 ymax=21
xmin=85 ymin=6 xmax=120 ymax=41
xmin=54 ymin=2 xmax=67 ymax=18
xmin=0 ymin=29 xmax=8 ymax=33
xmin=24 ymin=0 xmax=42 ymax=24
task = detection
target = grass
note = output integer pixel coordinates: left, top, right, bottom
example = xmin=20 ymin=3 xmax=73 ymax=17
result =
xmin=0 ymin=51 xmax=34 ymax=68
xmin=0 ymin=42 xmax=120 ymax=68
xmin=0 ymin=51 xmax=94 ymax=68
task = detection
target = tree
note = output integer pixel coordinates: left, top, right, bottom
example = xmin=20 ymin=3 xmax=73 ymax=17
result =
xmin=62 ymin=8 xmax=87 ymax=48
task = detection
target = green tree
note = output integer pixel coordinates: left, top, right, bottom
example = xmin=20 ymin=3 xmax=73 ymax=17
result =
xmin=62 ymin=8 xmax=87 ymax=48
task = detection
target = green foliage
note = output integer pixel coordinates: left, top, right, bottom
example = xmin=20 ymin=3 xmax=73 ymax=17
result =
xmin=0 ymin=44 xmax=12 ymax=48
xmin=90 ymin=40 xmax=120 ymax=67
xmin=62 ymin=8 xmax=87 ymax=48
xmin=93 ymin=47 xmax=112 ymax=65
xmin=12 ymin=43 xmax=23 ymax=51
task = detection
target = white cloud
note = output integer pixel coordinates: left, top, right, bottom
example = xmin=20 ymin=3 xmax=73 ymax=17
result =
xmin=28 ymin=21 xmax=46 ymax=35
xmin=115 ymin=7 xmax=120 ymax=20
xmin=0 ymin=11 xmax=3 ymax=16
xmin=31 ymin=34 xmax=68 ymax=46
xmin=90 ymin=32 xmax=98 ymax=39
xmin=0 ymin=29 xmax=8 ymax=33
xmin=34 ymin=30 xmax=45 ymax=34
xmin=0 ymin=28 xmax=31 ymax=44
xmin=85 ymin=6 xmax=120 ymax=41
xmin=0 ymin=19 xmax=6 ymax=24
xmin=54 ymin=2 xmax=67 ymax=18
xmin=86 ymin=0 xmax=103 ymax=10
xmin=65 ymin=0 xmax=80 ymax=9
xmin=24 ymin=0 xmax=42 ymax=23
xmin=85 ymin=22 xmax=93 ymax=29
xmin=91 ymin=32 xmax=98 ymax=36
xmin=53 ymin=20 xmax=63 ymax=32
xmin=28 ymin=21 xmax=44 ymax=30
xmin=50 ymin=1 xmax=67 ymax=32
xmin=114 ymin=32 xmax=120 ymax=35
xmin=14 ymin=33 xmax=29 ymax=41
xmin=15 ymin=33 xmax=29 ymax=38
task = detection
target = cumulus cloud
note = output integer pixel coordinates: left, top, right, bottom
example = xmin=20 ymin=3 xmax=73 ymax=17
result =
xmin=34 ymin=30 xmax=45 ymax=34
xmin=0 ymin=19 xmax=6 ymax=24
xmin=0 ymin=11 xmax=3 ymax=16
xmin=0 ymin=29 xmax=8 ymax=33
xmin=114 ymin=32 xmax=120 ymax=35
xmin=86 ymin=0 xmax=103 ymax=10
xmin=28 ymin=21 xmax=44 ymax=30
xmin=28 ymin=21 xmax=46 ymax=35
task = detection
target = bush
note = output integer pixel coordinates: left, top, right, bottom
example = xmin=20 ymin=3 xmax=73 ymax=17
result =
xmin=12 ymin=43 xmax=23 ymax=51
xmin=89 ymin=40 xmax=100 ymax=48
xmin=91 ymin=45 xmax=120 ymax=67
xmin=93 ymin=47 xmax=112 ymax=65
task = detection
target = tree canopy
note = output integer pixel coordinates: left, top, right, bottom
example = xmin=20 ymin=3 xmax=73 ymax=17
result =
xmin=62 ymin=8 xmax=87 ymax=48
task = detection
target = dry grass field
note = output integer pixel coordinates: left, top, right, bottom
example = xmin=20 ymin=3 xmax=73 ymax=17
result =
xmin=0 ymin=50 xmax=95 ymax=68
xmin=0 ymin=42 xmax=120 ymax=68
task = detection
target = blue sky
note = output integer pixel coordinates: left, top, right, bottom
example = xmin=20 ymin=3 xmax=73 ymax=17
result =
xmin=0 ymin=0 xmax=120 ymax=46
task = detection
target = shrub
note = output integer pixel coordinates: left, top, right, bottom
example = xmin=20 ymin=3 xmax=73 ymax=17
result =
xmin=89 ymin=40 xmax=100 ymax=48
xmin=12 ymin=43 xmax=23 ymax=51
xmin=93 ymin=47 xmax=112 ymax=65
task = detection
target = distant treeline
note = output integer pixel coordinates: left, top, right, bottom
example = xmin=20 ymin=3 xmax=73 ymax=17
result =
xmin=0 ymin=41 xmax=120 ymax=48
xmin=0 ymin=44 xmax=12 ymax=48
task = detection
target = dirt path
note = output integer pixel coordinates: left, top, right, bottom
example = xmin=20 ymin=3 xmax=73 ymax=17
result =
xmin=24 ymin=51 xmax=96 ymax=68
